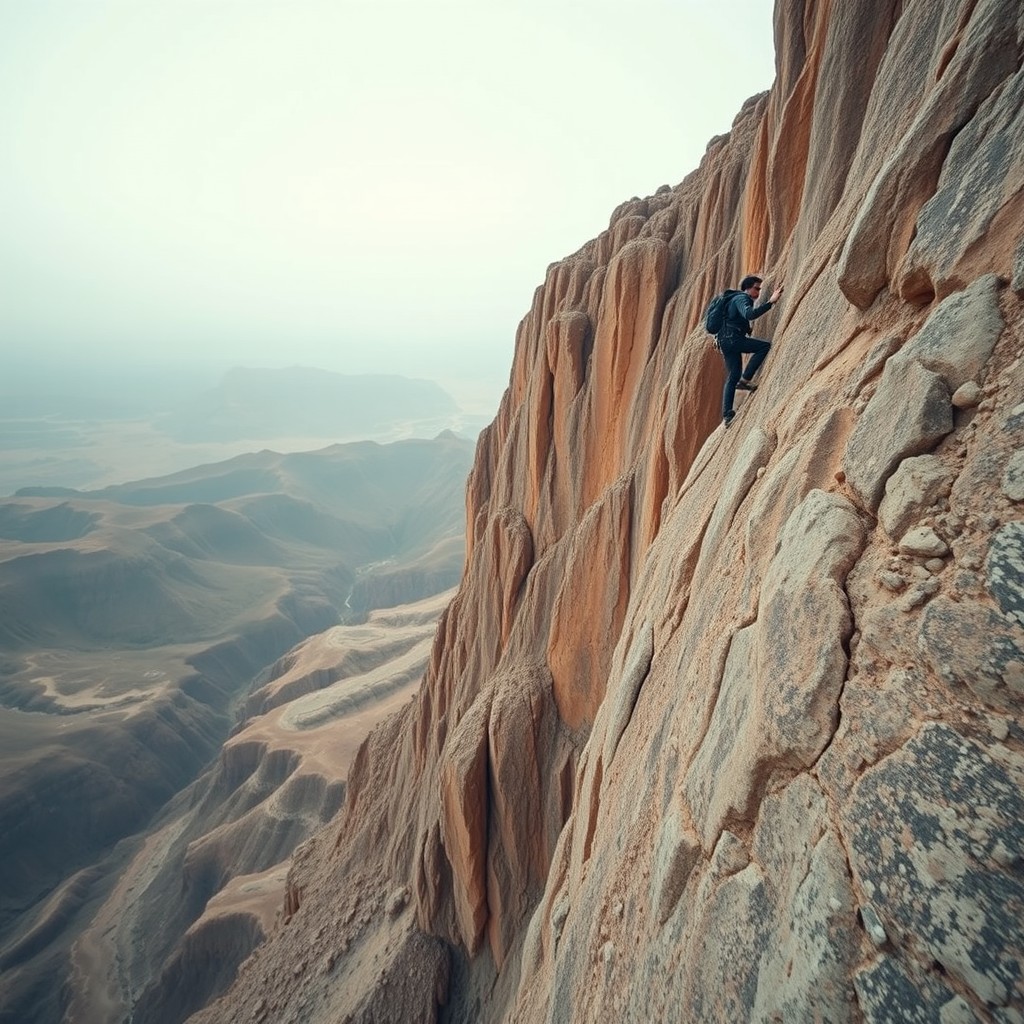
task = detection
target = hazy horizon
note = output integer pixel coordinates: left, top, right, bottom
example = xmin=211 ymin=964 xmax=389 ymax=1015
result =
xmin=1 ymin=350 xmax=504 ymax=417
xmin=1 ymin=1 xmax=775 ymax=401
xmin=0 ymin=362 xmax=496 ymax=496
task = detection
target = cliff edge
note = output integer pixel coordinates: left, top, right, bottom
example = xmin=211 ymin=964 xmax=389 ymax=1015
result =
xmin=190 ymin=1 xmax=1024 ymax=1020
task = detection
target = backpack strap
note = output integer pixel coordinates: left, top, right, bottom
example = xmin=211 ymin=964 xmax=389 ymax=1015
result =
xmin=720 ymin=290 xmax=741 ymax=335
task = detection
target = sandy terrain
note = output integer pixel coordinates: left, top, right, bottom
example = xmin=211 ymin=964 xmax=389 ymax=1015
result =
xmin=65 ymin=591 xmax=452 ymax=1024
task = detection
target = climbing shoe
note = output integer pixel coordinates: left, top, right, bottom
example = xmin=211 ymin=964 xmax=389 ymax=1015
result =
xmin=724 ymin=411 xmax=736 ymax=428
xmin=736 ymin=380 xmax=758 ymax=392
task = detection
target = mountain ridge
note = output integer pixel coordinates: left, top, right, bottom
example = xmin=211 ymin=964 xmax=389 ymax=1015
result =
xmin=183 ymin=1 xmax=1024 ymax=1022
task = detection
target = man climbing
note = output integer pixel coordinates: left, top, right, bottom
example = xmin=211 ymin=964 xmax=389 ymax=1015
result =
xmin=718 ymin=274 xmax=783 ymax=427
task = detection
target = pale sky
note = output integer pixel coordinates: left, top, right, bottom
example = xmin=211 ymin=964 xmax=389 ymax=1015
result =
xmin=0 ymin=1 xmax=775 ymax=406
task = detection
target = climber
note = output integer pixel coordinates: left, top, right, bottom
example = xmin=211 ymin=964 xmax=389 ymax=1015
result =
xmin=718 ymin=274 xmax=783 ymax=428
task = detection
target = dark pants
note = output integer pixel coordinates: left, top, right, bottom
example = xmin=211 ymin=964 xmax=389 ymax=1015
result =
xmin=720 ymin=334 xmax=771 ymax=418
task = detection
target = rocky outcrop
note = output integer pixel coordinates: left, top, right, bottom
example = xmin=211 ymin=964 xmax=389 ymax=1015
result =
xmin=188 ymin=1 xmax=1023 ymax=1022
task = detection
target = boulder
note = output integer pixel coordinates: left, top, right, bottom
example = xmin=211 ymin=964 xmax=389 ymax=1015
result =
xmin=878 ymin=454 xmax=953 ymax=538
xmin=843 ymin=359 xmax=953 ymax=510
xmin=899 ymin=67 xmax=1024 ymax=295
xmin=749 ymin=777 xmax=859 ymax=1023
xmin=686 ymin=490 xmax=865 ymax=847
xmin=898 ymin=526 xmax=949 ymax=558
xmin=951 ymin=380 xmax=982 ymax=409
xmin=892 ymin=275 xmax=1004 ymax=392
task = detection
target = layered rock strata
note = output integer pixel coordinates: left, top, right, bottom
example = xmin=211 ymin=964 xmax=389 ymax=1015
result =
xmin=60 ymin=592 xmax=453 ymax=1024
xmin=192 ymin=1 xmax=1024 ymax=1021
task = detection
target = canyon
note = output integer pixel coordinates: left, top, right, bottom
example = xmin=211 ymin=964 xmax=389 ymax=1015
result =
xmin=0 ymin=435 xmax=474 ymax=1022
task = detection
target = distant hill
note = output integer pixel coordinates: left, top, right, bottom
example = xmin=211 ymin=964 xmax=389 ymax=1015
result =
xmin=0 ymin=432 xmax=474 ymax=1018
xmin=157 ymin=367 xmax=460 ymax=442
xmin=7 ymin=435 xmax=474 ymax=652
xmin=0 ymin=364 xmax=491 ymax=496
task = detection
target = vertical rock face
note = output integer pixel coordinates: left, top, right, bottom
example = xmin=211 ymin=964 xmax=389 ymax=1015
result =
xmin=190 ymin=1 xmax=1024 ymax=1022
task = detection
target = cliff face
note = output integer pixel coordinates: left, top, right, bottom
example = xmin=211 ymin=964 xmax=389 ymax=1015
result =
xmin=192 ymin=1 xmax=1024 ymax=1021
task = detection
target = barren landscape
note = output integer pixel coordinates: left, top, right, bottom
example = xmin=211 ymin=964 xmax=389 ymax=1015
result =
xmin=0 ymin=432 xmax=474 ymax=1022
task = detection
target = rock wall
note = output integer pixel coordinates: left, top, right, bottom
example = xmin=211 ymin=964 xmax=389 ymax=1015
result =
xmin=190 ymin=1 xmax=1024 ymax=1021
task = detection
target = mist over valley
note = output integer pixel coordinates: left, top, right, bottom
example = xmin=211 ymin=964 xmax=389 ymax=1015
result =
xmin=0 ymin=360 xmax=499 ymax=496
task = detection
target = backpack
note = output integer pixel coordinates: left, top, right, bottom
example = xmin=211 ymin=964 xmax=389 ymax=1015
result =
xmin=704 ymin=289 xmax=741 ymax=338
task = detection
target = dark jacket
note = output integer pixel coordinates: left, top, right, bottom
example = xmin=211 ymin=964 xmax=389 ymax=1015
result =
xmin=723 ymin=292 xmax=774 ymax=338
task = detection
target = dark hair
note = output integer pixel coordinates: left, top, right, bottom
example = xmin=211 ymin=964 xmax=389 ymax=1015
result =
xmin=740 ymin=275 xmax=763 ymax=291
